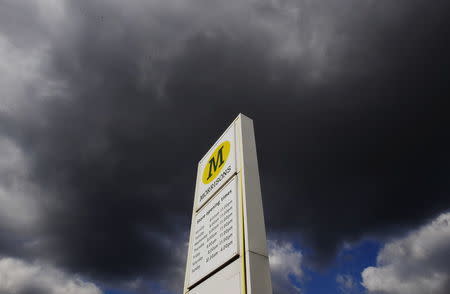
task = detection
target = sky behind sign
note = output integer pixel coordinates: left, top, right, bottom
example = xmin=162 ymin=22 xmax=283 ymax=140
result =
xmin=0 ymin=0 xmax=449 ymax=293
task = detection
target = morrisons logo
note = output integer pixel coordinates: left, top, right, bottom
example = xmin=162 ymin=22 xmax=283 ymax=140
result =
xmin=202 ymin=141 xmax=231 ymax=184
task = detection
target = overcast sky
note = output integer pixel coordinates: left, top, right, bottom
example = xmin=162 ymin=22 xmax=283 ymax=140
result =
xmin=0 ymin=0 xmax=449 ymax=294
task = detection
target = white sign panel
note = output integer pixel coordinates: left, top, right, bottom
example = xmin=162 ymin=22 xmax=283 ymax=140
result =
xmin=197 ymin=125 xmax=236 ymax=209
xmin=189 ymin=176 xmax=239 ymax=286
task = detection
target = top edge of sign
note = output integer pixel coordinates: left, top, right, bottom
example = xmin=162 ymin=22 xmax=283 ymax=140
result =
xmin=197 ymin=113 xmax=250 ymax=164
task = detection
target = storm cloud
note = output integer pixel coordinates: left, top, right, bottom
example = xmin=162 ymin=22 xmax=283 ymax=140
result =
xmin=0 ymin=0 xmax=449 ymax=291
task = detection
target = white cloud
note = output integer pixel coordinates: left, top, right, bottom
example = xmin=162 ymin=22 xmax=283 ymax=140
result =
xmin=336 ymin=274 xmax=357 ymax=294
xmin=269 ymin=240 xmax=303 ymax=294
xmin=362 ymin=212 xmax=450 ymax=294
xmin=0 ymin=257 xmax=102 ymax=294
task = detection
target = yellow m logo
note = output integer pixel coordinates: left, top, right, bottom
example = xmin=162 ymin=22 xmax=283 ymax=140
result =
xmin=202 ymin=141 xmax=231 ymax=184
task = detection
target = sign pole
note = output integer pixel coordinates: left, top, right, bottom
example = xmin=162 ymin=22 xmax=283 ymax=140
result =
xmin=183 ymin=114 xmax=272 ymax=294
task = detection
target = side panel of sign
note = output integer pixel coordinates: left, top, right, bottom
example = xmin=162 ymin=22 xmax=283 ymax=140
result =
xmin=188 ymin=176 xmax=240 ymax=286
xmin=196 ymin=125 xmax=236 ymax=209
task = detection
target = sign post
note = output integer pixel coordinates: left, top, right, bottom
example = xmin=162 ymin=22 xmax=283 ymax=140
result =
xmin=183 ymin=114 xmax=272 ymax=294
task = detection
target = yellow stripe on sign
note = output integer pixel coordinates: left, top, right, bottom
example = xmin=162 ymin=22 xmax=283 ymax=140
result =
xmin=237 ymin=117 xmax=247 ymax=294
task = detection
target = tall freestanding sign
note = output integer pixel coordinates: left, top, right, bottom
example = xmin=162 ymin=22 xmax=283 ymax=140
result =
xmin=183 ymin=114 xmax=272 ymax=294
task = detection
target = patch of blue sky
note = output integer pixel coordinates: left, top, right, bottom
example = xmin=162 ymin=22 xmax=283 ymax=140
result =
xmin=301 ymin=239 xmax=381 ymax=294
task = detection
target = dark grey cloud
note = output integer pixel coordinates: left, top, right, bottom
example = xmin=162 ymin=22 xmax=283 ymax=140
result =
xmin=0 ymin=0 xmax=449 ymax=291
